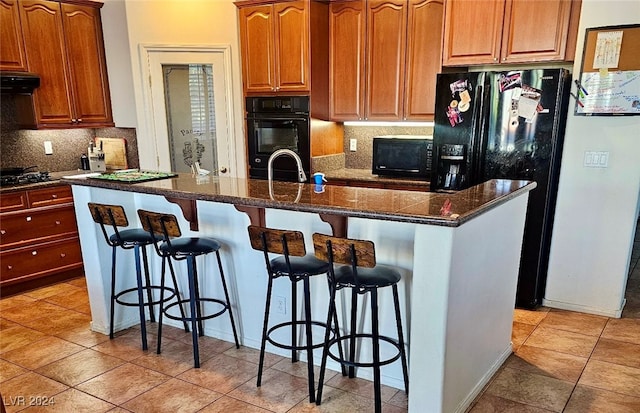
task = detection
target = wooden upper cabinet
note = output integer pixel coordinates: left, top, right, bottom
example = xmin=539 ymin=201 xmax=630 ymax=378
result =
xmin=329 ymin=0 xmax=365 ymax=120
xmin=501 ymin=0 xmax=572 ymax=63
xmin=365 ymin=0 xmax=407 ymax=120
xmin=0 ymin=0 xmax=27 ymax=71
xmin=61 ymin=2 xmax=113 ymax=125
xmin=19 ymin=0 xmax=74 ymax=125
xmin=442 ymin=0 xmax=504 ymax=66
xmin=17 ymin=0 xmax=113 ymax=128
xmin=443 ymin=0 xmax=581 ymax=66
xmin=404 ymin=0 xmax=443 ymax=120
xmin=237 ymin=0 xmax=309 ymax=94
xmin=274 ymin=1 xmax=309 ymax=91
xmin=329 ymin=0 xmax=442 ymax=121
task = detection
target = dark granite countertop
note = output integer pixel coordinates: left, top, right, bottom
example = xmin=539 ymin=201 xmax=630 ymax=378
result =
xmin=322 ymin=168 xmax=429 ymax=188
xmin=62 ymin=173 xmax=536 ymax=227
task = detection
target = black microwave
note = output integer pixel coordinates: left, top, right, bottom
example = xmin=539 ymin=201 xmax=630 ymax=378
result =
xmin=372 ymin=136 xmax=433 ymax=178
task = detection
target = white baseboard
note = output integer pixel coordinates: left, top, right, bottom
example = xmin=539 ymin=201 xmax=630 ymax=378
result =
xmin=542 ymin=298 xmax=625 ymax=318
xmin=453 ymin=344 xmax=512 ymax=413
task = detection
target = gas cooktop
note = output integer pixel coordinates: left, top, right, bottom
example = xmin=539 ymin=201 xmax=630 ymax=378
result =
xmin=0 ymin=167 xmax=51 ymax=187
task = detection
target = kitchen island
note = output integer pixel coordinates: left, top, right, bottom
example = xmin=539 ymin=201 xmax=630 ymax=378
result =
xmin=64 ymin=174 xmax=535 ymax=413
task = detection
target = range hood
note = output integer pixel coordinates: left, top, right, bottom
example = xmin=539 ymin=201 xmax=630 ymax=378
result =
xmin=0 ymin=71 xmax=40 ymax=94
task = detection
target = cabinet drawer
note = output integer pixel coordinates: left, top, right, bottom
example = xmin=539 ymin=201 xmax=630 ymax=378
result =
xmin=28 ymin=185 xmax=73 ymax=207
xmin=0 ymin=237 xmax=82 ymax=283
xmin=0 ymin=205 xmax=78 ymax=250
xmin=0 ymin=191 xmax=28 ymax=213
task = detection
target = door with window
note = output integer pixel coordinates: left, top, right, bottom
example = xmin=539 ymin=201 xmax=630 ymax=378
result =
xmin=144 ymin=47 xmax=235 ymax=175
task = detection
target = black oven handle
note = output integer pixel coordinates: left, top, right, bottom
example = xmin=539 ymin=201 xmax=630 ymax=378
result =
xmin=246 ymin=114 xmax=309 ymax=121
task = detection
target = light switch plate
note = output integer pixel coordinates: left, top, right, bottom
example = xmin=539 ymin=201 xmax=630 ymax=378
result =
xmin=584 ymin=151 xmax=609 ymax=168
xmin=44 ymin=141 xmax=53 ymax=155
xmin=349 ymin=139 xmax=357 ymax=151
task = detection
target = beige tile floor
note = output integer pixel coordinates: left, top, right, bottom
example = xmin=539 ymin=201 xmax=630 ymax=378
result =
xmin=0 ymin=222 xmax=638 ymax=413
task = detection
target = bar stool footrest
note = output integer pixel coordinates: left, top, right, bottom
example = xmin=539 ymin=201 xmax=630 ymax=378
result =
xmin=115 ymin=286 xmax=177 ymax=308
xmin=266 ymin=320 xmax=338 ymax=351
xmin=164 ymin=298 xmax=230 ymax=322
xmin=327 ymin=333 xmax=402 ymax=368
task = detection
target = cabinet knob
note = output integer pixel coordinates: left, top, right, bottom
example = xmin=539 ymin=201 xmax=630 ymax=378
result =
xmin=55 ymin=220 xmax=61 ymax=225
xmin=220 ymin=167 xmax=227 ymax=173
xmin=494 ymin=57 xmax=498 ymax=62
xmin=77 ymin=119 xmax=83 ymax=122
xmin=71 ymin=118 xmax=77 ymax=122
xmin=60 ymin=253 xmax=66 ymax=258
xmin=52 ymin=194 xmax=58 ymax=199
xmin=32 ymin=251 xmax=37 ymax=256
xmin=7 ymin=265 xmax=12 ymax=270
xmin=502 ymin=57 xmax=507 ymax=61
xmin=26 ymin=216 xmax=32 ymax=222
xmin=0 ymin=229 xmax=5 ymax=235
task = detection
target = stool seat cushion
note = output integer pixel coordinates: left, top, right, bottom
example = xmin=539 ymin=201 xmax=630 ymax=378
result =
xmin=160 ymin=237 xmax=221 ymax=255
xmin=334 ymin=264 xmax=401 ymax=288
xmin=271 ymin=254 xmax=330 ymax=276
xmin=110 ymin=228 xmax=157 ymax=245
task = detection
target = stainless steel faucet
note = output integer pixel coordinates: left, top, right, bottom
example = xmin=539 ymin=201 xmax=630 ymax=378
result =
xmin=267 ymin=149 xmax=307 ymax=183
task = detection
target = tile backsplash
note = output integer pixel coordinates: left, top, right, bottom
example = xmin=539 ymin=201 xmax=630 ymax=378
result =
xmin=1 ymin=94 xmax=139 ymax=172
xmin=344 ymin=125 xmax=433 ymax=169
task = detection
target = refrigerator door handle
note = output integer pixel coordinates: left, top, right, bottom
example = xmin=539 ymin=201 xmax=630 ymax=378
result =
xmin=471 ymin=79 xmax=486 ymax=183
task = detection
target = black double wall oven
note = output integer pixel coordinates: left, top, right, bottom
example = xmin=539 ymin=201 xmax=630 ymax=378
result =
xmin=246 ymin=96 xmax=310 ymax=181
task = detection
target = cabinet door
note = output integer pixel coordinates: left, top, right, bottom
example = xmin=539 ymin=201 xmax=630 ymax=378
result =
xmin=61 ymin=3 xmax=113 ymax=126
xmin=365 ymin=0 xmax=407 ymax=120
xmin=239 ymin=4 xmax=276 ymax=93
xmin=500 ymin=0 xmax=572 ymax=63
xmin=274 ymin=0 xmax=309 ymax=92
xmin=19 ymin=0 xmax=74 ymax=125
xmin=442 ymin=0 xmax=505 ymax=66
xmin=329 ymin=0 xmax=365 ymax=120
xmin=0 ymin=0 xmax=27 ymax=71
xmin=404 ymin=0 xmax=443 ymax=120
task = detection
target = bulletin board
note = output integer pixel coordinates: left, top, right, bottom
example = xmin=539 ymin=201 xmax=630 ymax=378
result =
xmin=574 ymin=24 xmax=640 ymax=116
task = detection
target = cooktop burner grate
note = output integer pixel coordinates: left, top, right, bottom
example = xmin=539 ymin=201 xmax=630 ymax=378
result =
xmin=0 ymin=171 xmax=51 ymax=187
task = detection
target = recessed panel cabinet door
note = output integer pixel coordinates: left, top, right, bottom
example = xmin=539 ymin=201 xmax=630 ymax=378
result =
xmin=61 ymin=3 xmax=113 ymax=125
xmin=0 ymin=0 xmax=27 ymax=71
xmin=442 ymin=0 xmax=505 ymax=66
xmin=329 ymin=0 xmax=365 ymax=120
xmin=404 ymin=0 xmax=443 ymax=120
xmin=239 ymin=5 xmax=276 ymax=93
xmin=274 ymin=0 xmax=309 ymax=92
xmin=19 ymin=0 xmax=74 ymax=124
xmin=365 ymin=0 xmax=407 ymax=120
xmin=501 ymin=0 xmax=572 ymax=63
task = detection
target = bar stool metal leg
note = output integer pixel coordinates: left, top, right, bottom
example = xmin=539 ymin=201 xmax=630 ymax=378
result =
xmin=141 ymin=246 xmax=156 ymax=323
xmin=349 ymin=288 xmax=358 ymax=378
xmin=316 ymin=284 xmax=337 ymax=405
xmin=186 ymin=255 xmax=201 ymax=368
xmin=216 ymin=250 xmax=240 ymax=348
xmin=257 ymin=276 xmax=275 ymax=387
xmin=303 ymin=276 xmax=315 ymax=403
xmin=133 ymin=244 xmax=148 ymax=351
xmin=109 ymin=246 xmax=118 ymax=340
xmin=166 ymin=257 xmax=189 ymax=332
xmin=291 ymin=279 xmax=298 ymax=363
xmin=393 ymin=284 xmax=410 ymax=393
xmin=371 ymin=288 xmax=382 ymax=413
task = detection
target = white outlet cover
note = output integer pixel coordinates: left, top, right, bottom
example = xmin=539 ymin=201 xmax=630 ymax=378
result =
xmin=350 ymin=139 xmax=357 ymax=151
xmin=44 ymin=141 xmax=53 ymax=155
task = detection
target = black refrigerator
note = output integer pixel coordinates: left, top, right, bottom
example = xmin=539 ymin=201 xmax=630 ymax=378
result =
xmin=431 ymin=69 xmax=571 ymax=308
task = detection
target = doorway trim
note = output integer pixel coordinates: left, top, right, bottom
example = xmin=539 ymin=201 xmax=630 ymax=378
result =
xmin=138 ymin=44 xmax=238 ymax=175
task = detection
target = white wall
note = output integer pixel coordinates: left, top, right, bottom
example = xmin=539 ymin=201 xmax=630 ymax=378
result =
xmin=545 ymin=0 xmax=640 ymax=316
xmin=101 ymin=0 xmax=137 ymax=127
xmin=121 ymin=0 xmax=246 ymax=176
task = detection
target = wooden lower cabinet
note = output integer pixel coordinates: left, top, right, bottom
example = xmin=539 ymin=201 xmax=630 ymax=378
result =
xmin=0 ymin=184 xmax=83 ymax=295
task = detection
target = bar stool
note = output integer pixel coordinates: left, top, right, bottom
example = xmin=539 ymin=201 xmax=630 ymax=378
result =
xmin=138 ymin=209 xmax=240 ymax=368
xmin=88 ymin=203 xmax=187 ymax=351
xmin=312 ymin=233 xmax=409 ymax=413
xmin=247 ymin=225 xmax=345 ymax=403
